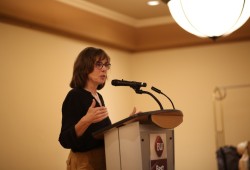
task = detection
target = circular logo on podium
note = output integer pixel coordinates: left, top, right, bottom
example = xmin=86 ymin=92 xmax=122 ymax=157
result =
xmin=154 ymin=135 xmax=164 ymax=157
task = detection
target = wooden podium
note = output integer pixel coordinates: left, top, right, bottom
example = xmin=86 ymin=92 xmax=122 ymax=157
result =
xmin=93 ymin=109 xmax=183 ymax=170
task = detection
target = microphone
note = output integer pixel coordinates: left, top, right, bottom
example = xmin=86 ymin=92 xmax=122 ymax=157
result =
xmin=111 ymin=79 xmax=147 ymax=88
xmin=112 ymin=79 xmax=163 ymax=110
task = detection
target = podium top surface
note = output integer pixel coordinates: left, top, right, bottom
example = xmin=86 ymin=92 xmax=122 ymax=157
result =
xmin=93 ymin=109 xmax=183 ymax=139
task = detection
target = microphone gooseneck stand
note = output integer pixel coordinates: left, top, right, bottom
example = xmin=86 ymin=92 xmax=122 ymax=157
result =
xmin=151 ymin=86 xmax=175 ymax=109
xmin=131 ymin=85 xmax=164 ymax=110
xmin=111 ymin=79 xmax=176 ymax=111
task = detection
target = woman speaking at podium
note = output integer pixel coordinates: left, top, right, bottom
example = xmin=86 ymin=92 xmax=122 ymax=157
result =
xmin=59 ymin=47 xmax=112 ymax=170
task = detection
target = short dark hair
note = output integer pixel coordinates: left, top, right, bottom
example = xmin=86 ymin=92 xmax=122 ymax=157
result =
xmin=70 ymin=47 xmax=110 ymax=90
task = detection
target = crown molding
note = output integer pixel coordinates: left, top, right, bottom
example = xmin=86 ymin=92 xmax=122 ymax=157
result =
xmin=56 ymin=0 xmax=175 ymax=27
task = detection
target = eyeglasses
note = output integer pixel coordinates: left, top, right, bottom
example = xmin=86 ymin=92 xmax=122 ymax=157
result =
xmin=95 ymin=62 xmax=111 ymax=70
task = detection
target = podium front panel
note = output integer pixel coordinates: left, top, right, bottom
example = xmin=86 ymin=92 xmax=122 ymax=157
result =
xmin=119 ymin=122 xmax=143 ymax=170
xmin=104 ymin=121 xmax=174 ymax=170
xmin=104 ymin=128 xmax=121 ymax=170
xmin=140 ymin=124 xmax=174 ymax=170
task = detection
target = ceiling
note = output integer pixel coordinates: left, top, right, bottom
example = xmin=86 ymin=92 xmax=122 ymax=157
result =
xmin=0 ymin=0 xmax=250 ymax=52
xmin=57 ymin=0 xmax=174 ymax=27
xmin=84 ymin=0 xmax=171 ymax=19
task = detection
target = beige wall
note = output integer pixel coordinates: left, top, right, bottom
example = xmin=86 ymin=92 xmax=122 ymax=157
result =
xmin=130 ymin=44 xmax=250 ymax=170
xmin=0 ymin=21 xmax=250 ymax=170
xmin=0 ymin=22 xmax=133 ymax=170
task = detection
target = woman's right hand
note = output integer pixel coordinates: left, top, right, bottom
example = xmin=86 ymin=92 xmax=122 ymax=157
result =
xmin=84 ymin=99 xmax=109 ymax=124
xmin=75 ymin=99 xmax=109 ymax=137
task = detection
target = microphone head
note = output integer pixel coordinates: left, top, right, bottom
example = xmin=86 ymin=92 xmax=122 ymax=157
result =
xmin=111 ymin=79 xmax=147 ymax=87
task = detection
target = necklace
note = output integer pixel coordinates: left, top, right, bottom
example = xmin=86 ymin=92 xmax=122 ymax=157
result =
xmin=84 ymin=88 xmax=102 ymax=106
xmin=92 ymin=92 xmax=102 ymax=106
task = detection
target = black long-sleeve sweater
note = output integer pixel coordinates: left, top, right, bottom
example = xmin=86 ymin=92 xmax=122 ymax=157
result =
xmin=59 ymin=88 xmax=111 ymax=152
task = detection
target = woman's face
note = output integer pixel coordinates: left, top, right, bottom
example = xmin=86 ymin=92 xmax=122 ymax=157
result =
xmin=87 ymin=58 xmax=110 ymax=87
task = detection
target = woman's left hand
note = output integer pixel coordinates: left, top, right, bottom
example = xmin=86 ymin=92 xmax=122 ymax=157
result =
xmin=129 ymin=107 xmax=141 ymax=116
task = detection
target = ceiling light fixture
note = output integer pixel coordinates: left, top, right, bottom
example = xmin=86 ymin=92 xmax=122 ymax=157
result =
xmin=147 ymin=0 xmax=160 ymax=6
xmin=162 ymin=0 xmax=250 ymax=39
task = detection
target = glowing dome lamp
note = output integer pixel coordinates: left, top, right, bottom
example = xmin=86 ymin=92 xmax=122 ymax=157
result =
xmin=162 ymin=0 xmax=250 ymax=39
